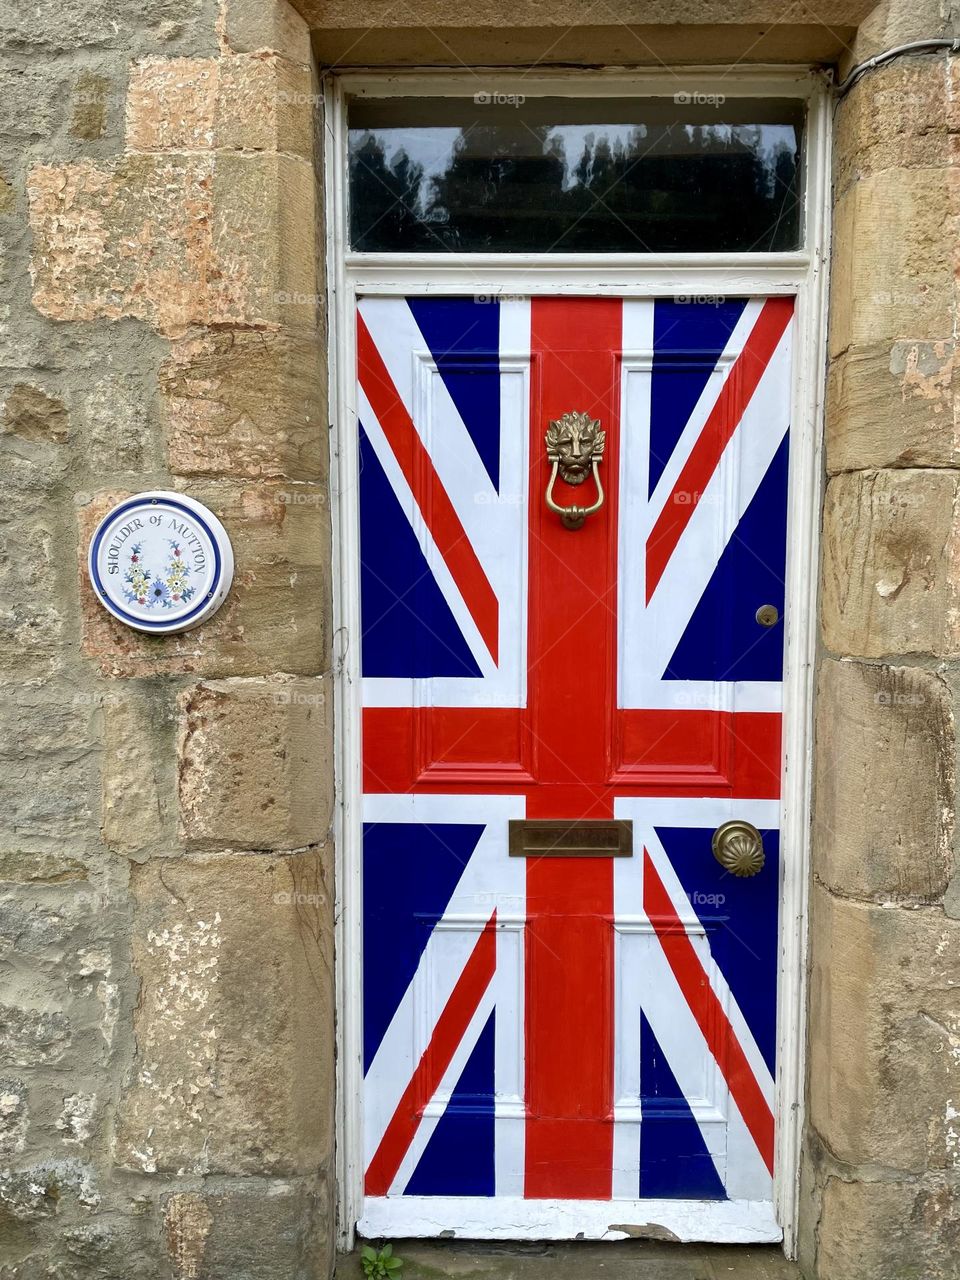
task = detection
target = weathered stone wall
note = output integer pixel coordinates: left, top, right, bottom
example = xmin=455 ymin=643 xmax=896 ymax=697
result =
xmin=800 ymin=5 xmax=960 ymax=1277
xmin=1 ymin=1 xmax=334 ymax=1276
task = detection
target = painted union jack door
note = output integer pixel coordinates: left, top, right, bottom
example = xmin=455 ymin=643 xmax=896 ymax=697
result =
xmin=357 ymin=294 xmax=793 ymax=1241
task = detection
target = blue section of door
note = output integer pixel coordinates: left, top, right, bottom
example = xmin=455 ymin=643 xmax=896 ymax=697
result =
xmin=404 ymin=1011 xmax=496 ymax=1196
xmin=649 ymin=299 xmax=748 ymax=496
xmin=665 ymin=432 xmax=789 ymax=683
xmin=654 ymin=826 xmax=780 ymax=1075
xmin=358 ymin=422 xmax=482 ymax=678
xmin=639 ymin=1011 xmax=727 ymax=1200
xmin=407 ymin=297 xmax=502 ymax=490
xmin=362 ymin=821 xmax=485 ymax=1072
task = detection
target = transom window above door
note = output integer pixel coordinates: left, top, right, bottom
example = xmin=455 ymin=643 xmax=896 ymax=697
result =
xmin=347 ymin=96 xmax=805 ymax=254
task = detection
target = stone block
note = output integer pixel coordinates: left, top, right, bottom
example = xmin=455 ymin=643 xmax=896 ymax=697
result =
xmin=223 ymin=0 xmax=312 ymax=64
xmin=0 ymin=688 xmax=99 ymax=853
xmin=0 ymin=499 xmax=65 ymax=679
xmin=0 ymin=1003 xmax=72 ymax=1069
xmin=0 ymin=380 xmax=73 ymax=502
xmin=0 ymin=170 xmax=14 ymax=213
xmin=210 ymin=151 xmax=319 ymax=333
xmin=125 ymin=57 xmax=219 ymax=151
xmin=0 ymin=0 xmax=217 ymax=53
xmin=844 ymin=0 xmax=952 ymax=66
xmin=28 ymin=152 xmax=318 ymax=334
xmin=0 ymin=300 xmax=55 ymax=371
xmin=829 ymin=169 xmax=955 ymax=358
xmin=0 ymin=63 xmax=66 ymax=139
xmin=0 ymin=851 xmax=88 ymax=883
xmin=117 ymin=850 xmax=333 ymax=1176
xmin=20 ymin=1209 xmax=168 ymax=1280
xmin=0 ymin=881 xmax=121 ymax=1069
xmin=2 ymin=384 xmax=69 ymax=443
xmin=820 ymin=468 xmax=960 ymax=658
xmin=159 ymin=328 xmax=326 ymax=480
xmin=294 ymin=0 xmax=875 ymax=32
xmin=27 ymin=155 xmax=216 ymax=334
xmin=79 ymin=484 xmax=330 ymax=678
xmin=126 ymin=54 xmax=315 ymax=159
xmin=0 ymin=1079 xmax=29 ymax=1158
xmin=216 ymin=55 xmax=315 ymax=159
xmin=808 ymin=887 xmax=960 ymax=1172
xmin=814 ymin=658 xmax=954 ymax=903
xmin=817 ymin=1174 xmax=960 ymax=1280
xmin=71 ymin=70 xmax=113 ymax=142
xmin=55 ymin=1091 xmax=98 ymax=1145
xmin=0 ymin=1159 xmax=100 ymax=1224
xmin=101 ymin=687 xmax=174 ymax=856
xmin=177 ymin=677 xmax=331 ymax=850
xmin=826 ymin=339 xmax=959 ymax=472
xmin=80 ymin=371 xmax=161 ymax=475
xmin=835 ymin=57 xmax=948 ymax=194
xmin=163 ymin=1178 xmax=332 ymax=1279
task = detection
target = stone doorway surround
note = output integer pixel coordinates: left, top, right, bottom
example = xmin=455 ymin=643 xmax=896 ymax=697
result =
xmin=4 ymin=1 xmax=960 ymax=1278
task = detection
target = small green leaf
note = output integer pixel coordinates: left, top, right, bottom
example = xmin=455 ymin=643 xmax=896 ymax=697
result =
xmin=385 ymin=1259 xmax=403 ymax=1272
xmin=361 ymin=1245 xmax=377 ymax=1261
xmin=381 ymin=1244 xmax=393 ymax=1258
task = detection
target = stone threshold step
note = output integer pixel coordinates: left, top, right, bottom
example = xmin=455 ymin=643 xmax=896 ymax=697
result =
xmin=337 ymin=1240 xmax=803 ymax=1280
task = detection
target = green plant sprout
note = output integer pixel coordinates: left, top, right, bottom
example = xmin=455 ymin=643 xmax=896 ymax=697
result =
xmin=360 ymin=1242 xmax=404 ymax=1279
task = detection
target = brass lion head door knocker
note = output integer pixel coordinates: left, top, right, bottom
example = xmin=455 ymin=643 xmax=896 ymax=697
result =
xmin=544 ymin=410 xmax=606 ymax=531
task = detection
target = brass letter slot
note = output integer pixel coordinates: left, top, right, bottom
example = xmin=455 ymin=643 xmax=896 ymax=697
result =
xmin=508 ymin=819 xmax=633 ymax=858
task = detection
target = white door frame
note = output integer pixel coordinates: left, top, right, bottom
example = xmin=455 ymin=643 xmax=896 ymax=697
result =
xmin=324 ymin=65 xmax=831 ymax=1258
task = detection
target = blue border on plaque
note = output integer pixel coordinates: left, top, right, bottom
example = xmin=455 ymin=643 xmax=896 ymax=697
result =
xmin=89 ymin=495 xmax=224 ymax=631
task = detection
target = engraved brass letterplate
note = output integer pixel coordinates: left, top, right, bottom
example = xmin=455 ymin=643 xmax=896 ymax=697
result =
xmin=508 ymin=819 xmax=633 ymax=858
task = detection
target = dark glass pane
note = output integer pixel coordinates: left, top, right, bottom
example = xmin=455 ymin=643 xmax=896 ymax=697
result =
xmin=348 ymin=97 xmax=804 ymax=253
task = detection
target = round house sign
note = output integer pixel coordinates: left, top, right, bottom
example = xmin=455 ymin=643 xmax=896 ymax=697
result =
xmin=88 ymin=491 xmax=234 ymax=635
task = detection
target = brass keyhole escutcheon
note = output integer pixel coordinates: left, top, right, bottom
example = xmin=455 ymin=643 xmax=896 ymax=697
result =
xmin=712 ymin=820 xmax=765 ymax=878
xmin=544 ymin=411 xmax=606 ymax=531
xmin=756 ymin=604 xmax=779 ymax=628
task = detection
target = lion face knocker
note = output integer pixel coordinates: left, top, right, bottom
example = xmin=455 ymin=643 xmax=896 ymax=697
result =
xmin=544 ymin=411 xmax=606 ymax=530
xmin=545 ymin=411 xmax=605 ymax=486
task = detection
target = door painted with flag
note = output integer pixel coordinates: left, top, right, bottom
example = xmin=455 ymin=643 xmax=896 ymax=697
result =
xmin=356 ymin=294 xmax=792 ymax=1240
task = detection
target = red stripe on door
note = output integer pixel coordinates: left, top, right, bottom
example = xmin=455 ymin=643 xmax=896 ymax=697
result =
xmin=364 ymin=911 xmax=498 ymax=1196
xmin=645 ymin=297 xmax=794 ymax=603
xmin=524 ymin=296 xmax=623 ymax=1199
xmin=358 ymin=312 xmax=499 ymax=664
xmin=524 ymin=857 xmax=614 ymax=1198
xmin=643 ymin=850 xmax=775 ymax=1175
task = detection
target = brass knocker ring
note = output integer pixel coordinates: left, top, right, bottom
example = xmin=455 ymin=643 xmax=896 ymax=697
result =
xmin=544 ymin=411 xmax=606 ymax=531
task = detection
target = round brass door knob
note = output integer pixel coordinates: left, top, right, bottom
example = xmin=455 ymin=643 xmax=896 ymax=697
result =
xmin=712 ymin=820 xmax=765 ymax=877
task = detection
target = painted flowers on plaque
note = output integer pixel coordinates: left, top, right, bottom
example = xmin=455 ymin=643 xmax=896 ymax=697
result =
xmin=87 ymin=491 xmax=234 ymax=635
